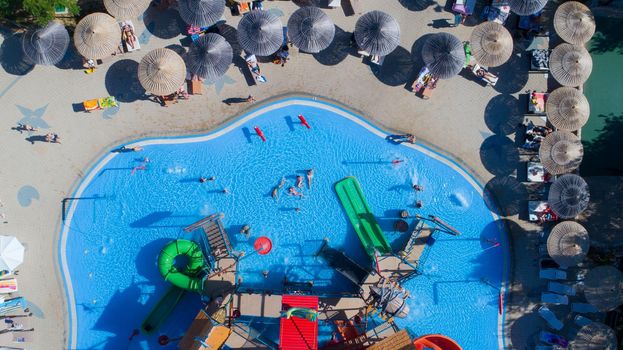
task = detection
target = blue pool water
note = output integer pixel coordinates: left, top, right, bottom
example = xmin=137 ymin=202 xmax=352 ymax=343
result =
xmin=60 ymin=98 xmax=507 ymax=349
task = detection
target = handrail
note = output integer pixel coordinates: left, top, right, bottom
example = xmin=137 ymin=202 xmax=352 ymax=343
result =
xmin=231 ymin=320 xmax=278 ymax=349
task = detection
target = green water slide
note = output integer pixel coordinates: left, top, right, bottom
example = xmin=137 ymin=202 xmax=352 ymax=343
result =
xmin=334 ymin=176 xmax=391 ymax=259
xmin=141 ymin=239 xmax=206 ymax=335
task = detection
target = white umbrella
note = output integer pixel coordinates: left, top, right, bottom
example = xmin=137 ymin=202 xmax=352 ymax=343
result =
xmin=0 ymin=236 xmax=25 ymax=271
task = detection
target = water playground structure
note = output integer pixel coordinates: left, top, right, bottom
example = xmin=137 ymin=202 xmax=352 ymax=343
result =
xmin=135 ymin=174 xmax=467 ymax=349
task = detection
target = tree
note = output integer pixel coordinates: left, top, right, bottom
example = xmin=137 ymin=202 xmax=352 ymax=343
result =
xmin=0 ymin=0 xmax=79 ymax=26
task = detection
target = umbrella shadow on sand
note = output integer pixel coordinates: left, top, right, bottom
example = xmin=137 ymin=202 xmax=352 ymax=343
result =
xmin=105 ymin=59 xmax=146 ymax=103
xmin=0 ymin=33 xmax=34 ymax=76
xmin=143 ymin=6 xmax=185 ymax=39
xmin=480 ymin=135 xmax=520 ymax=176
xmin=483 ymin=176 xmax=527 ymax=216
xmin=313 ymin=26 xmax=353 ymax=66
xmin=370 ymin=46 xmax=416 ymax=87
xmin=489 ymin=53 xmax=529 ymax=94
xmin=484 ymin=94 xmax=522 ymax=135
xmin=407 ymin=34 xmax=435 ymax=90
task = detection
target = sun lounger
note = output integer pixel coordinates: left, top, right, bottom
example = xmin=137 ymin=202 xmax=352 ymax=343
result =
xmin=453 ymin=0 xmax=476 ymax=15
xmin=328 ymin=0 xmax=341 ymax=7
xmin=188 ymin=79 xmax=203 ymax=95
xmin=519 ymin=10 xmax=544 ymax=33
xmin=542 ymin=293 xmax=569 ymax=305
xmin=540 ymin=268 xmax=567 ymax=280
xmin=120 ymin=20 xmax=140 ymax=53
xmin=528 ymin=91 xmax=548 ymax=115
xmin=237 ymin=2 xmax=251 ymax=15
xmin=539 ymin=331 xmax=569 ymax=348
xmin=471 ymin=63 xmax=498 ymax=86
xmin=485 ymin=0 xmax=510 ymax=24
xmin=530 ymin=49 xmax=550 ymax=72
xmin=245 ymin=54 xmax=267 ymax=84
xmin=574 ymin=315 xmax=593 ymax=327
xmin=529 ymin=201 xmax=558 ymax=223
xmin=411 ymin=66 xmax=438 ymax=100
xmin=83 ymin=96 xmax=118 ymax=112
xmin=0 ymin=279 xmax=17 ymax=294
xmin=548 ymin=282 xmax=576 ymax=296
xmin=571 ymin=303 xmax=599 ymax=314
xmin=538 ymin=305 xmax=564 ymax=330
xmin=528 ymin=162 xmax=553 ymax=183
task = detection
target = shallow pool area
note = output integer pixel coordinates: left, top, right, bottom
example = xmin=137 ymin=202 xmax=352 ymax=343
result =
xmin=59 ymin=98 xmax=508 ymax=349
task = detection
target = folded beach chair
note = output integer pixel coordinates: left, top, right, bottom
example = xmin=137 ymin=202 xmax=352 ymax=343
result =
xmin=571 ymin=303 xmax=599 ymax=314
xmin=83 ymin=97 xmax=118 ymax=112
xmin=548 ymin=282 xmax=576 ymax=296
xmin=539 ymin=331 xmax=569 ymax=348
xmin=540 ymin=268 xmax=567 ymax=280
xmin=542 ymin=293 xmax=569 ymax=305
xmin=538 ymin=305 xmax=563 ymax=330
xmin=0 ymin=279 xmax=18 ymax=294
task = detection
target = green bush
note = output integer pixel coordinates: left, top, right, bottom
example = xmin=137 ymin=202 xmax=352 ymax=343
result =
xmin=0 ymin=0 xmax=79 ymax=26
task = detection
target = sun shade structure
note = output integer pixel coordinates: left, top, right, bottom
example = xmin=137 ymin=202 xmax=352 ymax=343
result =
xmin=74 ymin=13 xmax=121 ymax=59
xmin=138 ymin=48 xmax=187 ymax=96
xmin=509 ymin=0 xmax=548 ymax=16
xmin=550 ymin=43 xmax=593 ymax=87
xmin=237 ymin=10 xmax=283 ymax=56
xmin=422 ymin=32 xmax=465 ymax=79
xmin=0 ymin=236 xmax=25 ymax=271
xmin=178 ymin=0 xmax=225 ymax=27
xmin=554 ymin=1 xmax=596 ymax=45
xmin=22 ymin=21 xmax=70 ymax=65
xmin=186 ymin=33 xmax=232 ymax=81
xmin=354 ymin=11 xmax=400 ymax=56
xmin=287 ymin=7 xmax=335 ymax=53
xmin=583 ymin=266 xmax=623 ymax=312
xmin=573 ymin=322 xmax=618 ymax=350
xmin=546 ymin=221 xmax=589 ymax=268
xmin=104 ymin=0 xmax=151 ymax=19
xmin=548 ymin=174 xmax=589 ymax=219
xmin=539 ymin=131 xmax=583 ymax=175
xmin=470 ymin=22 xmax=513 ymax=67
xmin=546 ymin=87 xmax=590 ymax=130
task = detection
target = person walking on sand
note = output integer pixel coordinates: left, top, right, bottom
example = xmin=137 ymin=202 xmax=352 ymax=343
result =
xmin=247 ymin=95 xmax=256 ymax=103
xmin=306 ymin=169 xmax=314 ymax=189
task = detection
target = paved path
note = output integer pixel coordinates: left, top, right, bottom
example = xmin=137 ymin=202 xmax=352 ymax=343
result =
xmin=0 ymin=0 xmax=552 ymax=348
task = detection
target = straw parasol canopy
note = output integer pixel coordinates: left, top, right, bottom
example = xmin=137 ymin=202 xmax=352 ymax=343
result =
xmin=572 ymin=322 xmax=618 ymax=349
xmin=539 ymin=131 xmax=584 ymax=175
xmin=509 ymin=0 xmax=548 ymax=16
xmin=287 ymin=7 xmax=335 ymax=53
xmin=550 ymin=43 xmax=593 ymax=87
xmin=186 ymin=33 xmax=232 ymax=81
xmin=554 ymin=1 xmax=596 ymax=45
xmin=237 ymin=10 xmax=283 ymax=56
xmin=546 ymin=221 xmax=589 ymax=268
xmin=178 ymin=0 xmax=225 ymax=27
xmin=548 ymin=174 xmax=589 ymax=218
xmin=470 ymin=22 xmax=513 ymax=67
xmin=354 ymin=11 xmax=400 ymax=57
xmin=583 ymin=266 xmax=623 ymax=312
xmin=74 ymin=13 xmax=121 ymax=59
xmin=0 ymin=236 xmax=25 ymax=271
xmin=138 ymin=48 xmax=187 ymax=96
xmin=104 ymin=0 xmax=151 ymax=19
xmin=546 ymin=87 xmax=590 ymax=130
xmin=422 ymin=32 xmax=465 ymax=79
xmin=22 ymin=21 xmax=69 ymax=66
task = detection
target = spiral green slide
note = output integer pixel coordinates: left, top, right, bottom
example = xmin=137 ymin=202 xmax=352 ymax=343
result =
xmin=158 ymin=239 xmax=205 ymax=292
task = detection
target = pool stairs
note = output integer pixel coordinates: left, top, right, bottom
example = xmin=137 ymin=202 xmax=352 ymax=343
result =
xmin=183 ymin=213 xmax=234 ymax=264
xmin=315 ymin=240 xmax=372 ymax=290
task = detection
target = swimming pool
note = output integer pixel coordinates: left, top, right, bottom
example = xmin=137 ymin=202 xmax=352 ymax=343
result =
xmin=59 ymin=97 xmax=508 ymax=349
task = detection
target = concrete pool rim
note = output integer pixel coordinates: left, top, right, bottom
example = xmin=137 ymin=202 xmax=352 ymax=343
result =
xmin=57 ymin=95 xmax=510 ymax=349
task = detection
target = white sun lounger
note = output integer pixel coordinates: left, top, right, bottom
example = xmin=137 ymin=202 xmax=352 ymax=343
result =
xmin=540 ymin=268 xmax=567 ymax=280
xmin=548 ymin=281 xmax=576 ymax=296
xmin=542 ymin=293 xmax=569 ymax=305
xmin=538 ymin=305 xmax=563 ymax=330
xmin=571 ymin=303 xmax=599 ymax=314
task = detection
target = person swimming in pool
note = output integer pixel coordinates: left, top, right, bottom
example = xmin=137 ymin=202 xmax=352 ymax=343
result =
xmin=306 ymin=169 xmax=314 ymax=189
xmin=289 ymin=187 xmax=303 ymax=198
xmin=271 ymin=187 xmax=279 ymax=201
xmin=296 ymin=175 xmax=304 ymax=189
xmin=278 ymin=177 xmax=286 ymax=189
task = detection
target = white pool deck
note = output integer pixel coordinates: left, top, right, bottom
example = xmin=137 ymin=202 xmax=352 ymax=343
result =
xmin=0 ymin=0 xmax=563 ymax=348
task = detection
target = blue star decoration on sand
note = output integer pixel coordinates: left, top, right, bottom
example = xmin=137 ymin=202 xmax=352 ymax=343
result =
xmin=17 ymin=185 xmax=40 ymax=207
xmin=267 ymin=8 xmax=284 ymax=17
xmin=204 ymin=74 xmax=236 ymax=95
xmin=139 ymin=22 xmax=154 ymax=45
xmin=103 ymin=104 xmax=121 ymax=119
xmin=16 ymin=104 xmax=50 ymax=129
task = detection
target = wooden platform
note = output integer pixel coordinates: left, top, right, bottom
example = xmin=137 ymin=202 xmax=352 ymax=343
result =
xmin=367 ymin=330 xmax=414 ymax=350
xmin=232 ymin=293 xmax=282 ymax=318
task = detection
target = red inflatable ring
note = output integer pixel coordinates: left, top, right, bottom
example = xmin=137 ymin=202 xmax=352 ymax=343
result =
xmin=254 ymin=236 xmax=272 ymax=255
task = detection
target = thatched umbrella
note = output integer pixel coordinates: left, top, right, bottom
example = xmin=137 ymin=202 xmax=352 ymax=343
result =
xmin=22 ymin=21 xmax=69 ymax=66
xmin=548 ymin=174 xmax=589 ymax=218
xmin=104 ymin=0 xmax=151 ymax=19
xmin=287 ymin=7 xmax=335 ymax=53
xmin=509 ymin=0 xmax=548 ymax=16
xmin=74 ymin=13 xmax=121 ymax=59
xmin=138 ymin=48 xmax=187 ymax=96
xmin=539 ymin=131 xmax=583 ymax=175
xmin=237 ymin=10 xmax=283 ymax=56
xmin=470 ymin=22 xmax=513 ymax=67
xmin=572 ymin=322 xmax=618 ymax=350
xmin=550 ymin=43 xmax=593 ymax=87
xmin=546 ymin=87 xmax=590 ymax=130
xmin=546 ymin=221 xmax=589 ymax=268
xmin=354 ymin=11 xmax=400 ymax=56
xmin=554 ymin=1 xmax=596 ymax=45
xmin=178 ymin=0 xmax=225 ymax=27
xmin=186 ymin=33 xmax=232 ymax=81
xmin=422 ymin=32 xmax=465 ymax=79
xmin=583 ymin=266 xmax=623 ymax=312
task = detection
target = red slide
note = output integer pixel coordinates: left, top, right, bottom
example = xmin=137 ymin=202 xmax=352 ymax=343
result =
xmin=279 ymin=295 xmax=318 ymax=350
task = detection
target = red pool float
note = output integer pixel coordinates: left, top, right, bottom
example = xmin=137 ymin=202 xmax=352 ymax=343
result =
xmin=254 ymin=236 xmax=272 ymax=255
xmin=298 ymin=115 xmax=311 ymax=129
xmin=254 ymin=126 xmax=266 ymax=142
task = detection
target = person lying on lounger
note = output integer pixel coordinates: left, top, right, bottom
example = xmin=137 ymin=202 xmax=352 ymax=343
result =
xmin=122 ymin=24 xmax=137 ymax=50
